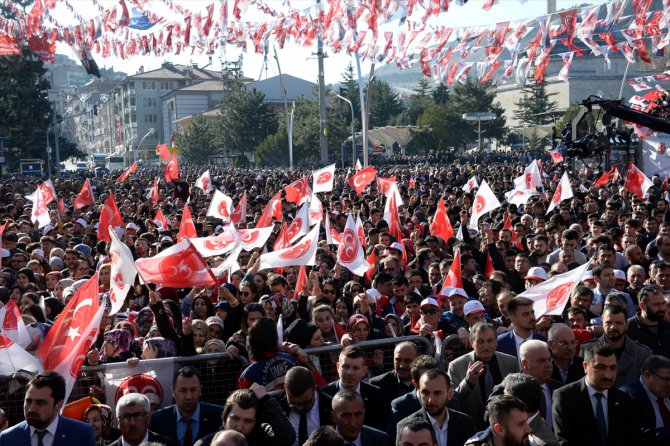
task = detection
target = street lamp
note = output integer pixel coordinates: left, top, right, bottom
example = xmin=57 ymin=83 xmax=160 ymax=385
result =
xmin=135 ymin=128 xmax=155 ymax=163
xmin=336 ymin=94 xmax=355 ymax=168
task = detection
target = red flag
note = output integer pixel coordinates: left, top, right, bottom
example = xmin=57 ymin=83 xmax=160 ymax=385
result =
xmin=595 ymin=170 xmax=611 ymax=186
xmin=504 ymin=214 xmax=525 ymax=251
xmin=73 ymin=178 xmax=94 ymax=209
xmin=156 ymin=143 xmax=171 ymax=160
xmin=346 ymin=166 xmax=378 ymax=195
xmin=164 ymin=154 xmax=179 ymax=182
xmin=116 ymin=162 xmax=137 ymax=183
xmin=284 ymin=176 xmax=310 ymax=204
xmin=439 ymin=249 xmax=463 ymax=293
xmin=231 ymin=191 xmax=248 ymax=225
xmin=377 ymin=176 xmax=397 ymax=195
xmin=178 ymin=204 xmax=198 ymax=242
xmin=97 ymin=195 xmax=124 ymax=243
xmin=36 ymin=273 xmax=106 ymax=401
xmin=549 ymin=150 xmax=563 ymax=164
xmin=364 ymin=248 xmax=377 ymax=286
xmin=58 ymin=198 xmax=65 ymax=214
xmin=135 ymin=239 xmax=218 ymax=287
xmin=154 ymin=209 xmax=169 ymax=231
xmin=662 ymin=176 xmax=669 ymax=192
xmin=273 ymin=223 xmax=291 ymax=251
xmin=409 ymin=177 xmax=416 ymax=189
xmin=430 ymin=197 xmax=455 ymax=241
xmin=485 ymin=252 xmax=494 ymax=279
xmin=256 ymin=191 xmax=283 ymax=228
xmin=149 ymin=178 xmax=162 ymax=204
xmin=387 ymin=193 xmax=404 ymax=243
xmin=293 ymin=265 xmax=307 ymax=301
xmin=624 ymin=162 xmax=653 ymax=198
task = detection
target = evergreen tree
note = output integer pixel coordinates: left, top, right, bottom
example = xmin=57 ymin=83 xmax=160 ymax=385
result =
xmin=513 ymin=81 xmax=559 ymax=127
xmin=174 ymin=115 xmax=220 ymax=164
xmin=450 ymin=80 xmax=507 ymax=147
xmin=404 ymin=76 xmax=434 ymax=125
xmin=432 ymin=83 xmax=450 ymax=104
xmin=369 ymin=80 xmax=404 ymax=127
xmin=339 ymin=63 xmax=361 ymax=124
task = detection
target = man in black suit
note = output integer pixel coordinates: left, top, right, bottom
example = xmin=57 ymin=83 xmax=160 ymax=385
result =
xmin=552 ymin=342 xmax=640 ymax=446
xmin=369 ymin=341 xmax=417 ymax=408
xmin=331 ymin=390 xmax=390 ymax=446
xmin=396 ymin=369 xmax=476 ymax=446
xmin=547 ymin=323 xmax=584 ymax=385
xmin=110 ymin=393 xmax=178 ymax=446
xmin=150 ymin=366 xmax=224 ymax=446
xmin=270 ymin=366 xmax=333 ymax=445
xmin=320 ymin=345 xmax=386 ymax=430
xmin=397 ymin=419 xmax=438 ymax=446
xmin=518 ymin=340 xmax=560 ymax=430
xmin=620 ymin=355 xmax=670 ymax=446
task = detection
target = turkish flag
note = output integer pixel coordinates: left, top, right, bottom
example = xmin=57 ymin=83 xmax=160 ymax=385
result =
xmin=58 ymin=198 xmax=66 ymax=214
xmin=148 ymin=177 xmax=162 ymax=204
xmin=97 ymin=195 xmax=124 ymax=243
xmin=256 ymin=191 xmax=283 ymax=227
xmin=409 ymin=176 xmax=415 ymax=189
xmin=207 ymin=190 xmax=233 ymax=222
xmin=29 ymin=186 xmax=51 ymax=229
xmin=37 ymin=273 xmax=106 ymax=402
xmin=312 ymin=164 xmax=336 ymax=193
xmin=0 ymin=334 xmax=42 ymax=376
xmin=430 ymin=197 xmax=455 ymax=241
xmin=154 ymin=209 xmax=169 ymax=232
xmin=503 ymin=214 xmax=525 ymax=251
xmin=258 ymin=224 xmax=320 ymax=269
xmin=439 ymin=249 xmax=463 ymax=293
xmin=39 ymin=179 xmax=57 ymax=205
xmin=164 ymin=154 xmax=179 ymax=182
xmin=0 ymin=299 xmax=31 ymax=348
xmin=284 ymin=176 xmax=311 ymax=205
xmin=337 ymin=214 xmax=370 ymax=276
xmin=346 ymin=166 xmax=378 ymax=195
xmin=195 ymin=170 xmax=212 ymax=194
xmin=177 ymin=204 xmax=198 ymax=242
xmin=624 ymin=162 xmax=653 ymax=198
xmin=135 ymin=239 xmax=217 ymax=287
xmin=116 ymin=162 xmax=138 ymax=183
xmin=73 ymin=178 xmax=94 ymax=209
xmin=595 ymin=170 xmax=611 ymax=186
xmin=108 ymin=229 xmax=138 ymax=315
xmin=520 ymin=261 xmax=592 ymax=316
xmin=485 ymin=252 xmax=494 ymax=279
xmin=156 ymin=143 xmax=171 ymax=160
xmin=191 ymin=229 xmax=239 ymax=258
xmin=231 ymin=191 xmax=248 ymax=225
xmin=546 ymin=172 xmax=574 ymax=214
xmin=377 ymin=176 xmax=397 ymax=195
xmin=236 ymin=226 xmax=274 ymax=250
xmin=293 ymin=265 xmax=307 ymax=301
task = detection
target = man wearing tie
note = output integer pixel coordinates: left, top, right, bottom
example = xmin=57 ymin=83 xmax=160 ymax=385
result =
xmin=552 ymin=343 xmax=640 ymax=446
xmin=270 ymin=366 xmax=333 ymax=446
xmin=0 ymin=371 xmax=96 ymax=446
xmin=330 ymin=390 xmax=390 ymax=446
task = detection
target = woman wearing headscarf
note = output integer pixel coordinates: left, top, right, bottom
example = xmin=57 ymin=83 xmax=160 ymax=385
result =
xmin=84 ymin=404 xmax=121 ymax=446
xmin=43 ymin=297 xmax=64 ymax=322
xmin=196 ymin=338 xmax=246 ymax=406
xmin=15 ymin=267 xmax=36 ymax=288
xmin=88 ymin=329 xmax=135 ymax=365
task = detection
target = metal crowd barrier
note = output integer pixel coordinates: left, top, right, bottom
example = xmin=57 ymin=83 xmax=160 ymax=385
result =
xmin=0 ymin=335 xmax=434 ymax=426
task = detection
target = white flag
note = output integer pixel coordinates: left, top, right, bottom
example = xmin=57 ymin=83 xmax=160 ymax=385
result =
xmin=259 ymin=224 xmax=320 ymax=269
xmin=211 ymin=246 xmax=242 ymax=278
xmin=207 ymin=190 xmax=234 ymax=222
xmin=104 ymin=357 xmax=174 ymax=415
xmin=191 ymin=228 xmax=239 ymax=258
xmin=309 ymin=193 xmax=323 ymax=225
xmin=337 ymin=214 xmax=370 ymax=276
xmin=0 ymin=334 xmax=42 ymax=375
xmin=468 ymin=180 xmax=501 ymax=230
xmin=521 ymin=160 xmax=543 ymax=191
xmin=312 ymin=164 xmax=336 ymax=193
xmin=236 ymin=226 xmax=274 ymax=250
xmin=463 ymin=176 xmax=479 ymax=193
xmin=29 ymin=186 xmax=51 ymax=229
xmin=109 ymin=229 xmax=138 ymax=316
xmin=0 ymin=300 xmax=31 ymax=348
xmin=546 ymin=172 xmax=574 ymax=214
xmin=195 ymin=170 xmax=213 ymax=194
xmin=521 ymin=261 xmax=592 ymax=317
xmin=286 ymin=202 xmax=311 ymax=244
xmin=505 ymin=186 xmax=539 ymax=206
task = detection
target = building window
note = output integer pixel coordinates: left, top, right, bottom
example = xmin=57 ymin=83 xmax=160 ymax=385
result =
xmin=152 ymin=98 xmax=157 ymax=107
xmin=142 ymin=81 xmax=146 ymax=89
xmin=144 ymin=114 xmax=148 ymax=123
xmin=151 ymin=81 xmax=156 ymax=90
xmin=153 ymin=114 xmax=157 ymax=122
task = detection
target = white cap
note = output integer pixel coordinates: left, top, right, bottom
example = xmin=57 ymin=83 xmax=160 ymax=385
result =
xmin=420 ymin=297 xmax=439 ymax=309
xmin=75 ymin=218 xmax=88 ymax=229
xmin=43 ymin=224 xmax=55 ymax=235
xmin=114 ymin=227 xmax=124 ymax=237
xmin=525 ymin=267 xmax=548 ymax=281
xmin=448 ymin=288 xmax=469 ymax=299
xmin=389 ymin=241 xmax=404 ymax=252
xmin=614 ymin=269 xmax=626 ymax=282
xmin=464 ymin=300 xmax=486 ymax=316
xmin=366 ymin=288 xmax=381 ymax=302
xmin=33 ymin=249 xmax=44 ymax=258
xmin=126 ymin=223 xmax=139 ymax=231
xmin=161 ymin=236 xmax=173 ymax=243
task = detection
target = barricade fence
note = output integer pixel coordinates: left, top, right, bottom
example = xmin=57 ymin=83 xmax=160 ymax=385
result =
xmin=0 ymin=335 xmax=434 ymax=427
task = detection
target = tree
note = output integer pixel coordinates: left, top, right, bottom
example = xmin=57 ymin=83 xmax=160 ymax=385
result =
xmin=256 ymin=126 xmax=289 ymax=166
xmin=513 ymin=80 xmax=558 ymax=127
xmin=369 ymin=80 xmax=404 ymax=127
xmin=450 ymin=80 xmax=507 ymax=147
xmin=339 ymin=63 xmax=361 ymax=125
xmin=216 ymin=88 xmax=278 ymax=158
xmin=174 ymin=115 xmax=220 ymax=164
xmin=403 ymin=76 xmax=434 ymax=125
xmin=417 ymin=102 xmax=466 ymax=153
xmin=556 ymin=102 xmax=596 ymax=135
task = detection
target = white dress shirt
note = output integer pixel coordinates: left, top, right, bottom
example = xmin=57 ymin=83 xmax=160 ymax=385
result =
xmin=585 ymin=382 xmax=609 ymax=433
xmin=122 ymin=431 xmax=149 ymax=446
xmin=289 ymin=391 xmax=321 ymax=446
xmin=30 ymin=415 xmax=59 ymax=446
xmin=427 ymin=411 xmax=449 ymax=446
xmin=641 ymin=377 xmax=670 ymax=428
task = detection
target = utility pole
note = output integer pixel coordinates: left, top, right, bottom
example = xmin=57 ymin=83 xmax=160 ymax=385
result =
xmin=52 ymin=102 xmax=61 ymax=177
xmin=317 ymin=0 xmax=328 ymax=164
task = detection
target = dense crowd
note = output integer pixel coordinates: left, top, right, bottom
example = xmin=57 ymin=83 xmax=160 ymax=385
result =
xmin=0 ymin=153 xmax=669 ymax=446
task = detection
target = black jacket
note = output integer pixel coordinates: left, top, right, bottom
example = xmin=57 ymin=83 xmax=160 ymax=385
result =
xmin=108 ymin=430 xmax=178 ymax=446
xmin=620 ymin=377 xmax=670 ymax=446
xmin=396 ymin=408 xmax=476 ymax=446
xmin=149 ymin=402 xmax=224 ymax=444
xmin=269 ymin=388 xmax=333 ymax=427
xmin=627 ymin=313 xmax=670 ymax=357
xmin=369 ymin=369 xmax=413 ymax=409
xmin=320 ymin=380 xmax=386 ymax=431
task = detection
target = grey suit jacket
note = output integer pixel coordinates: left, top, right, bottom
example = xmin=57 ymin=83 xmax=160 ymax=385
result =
xmin=529 ymin=413 xmax=559 ymax=446
xmin=447 ymin=351 xmax=519 ymax=428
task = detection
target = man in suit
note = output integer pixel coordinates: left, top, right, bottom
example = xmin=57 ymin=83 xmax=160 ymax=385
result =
xmin=369 ymin=341 xmax=417 ymax=408
xmin=0 ymin=371 xmax=96 ymax=446
xmin=448 ymin=322 xmax=518 ymax=428
xmin=496 ymin=297 xmax=547 ymax=361
xmin=397 ymin=419 xmax=437 ymax=446
xmin=626 ymin=284 xmax=670 ymax=356
xmin=518 ymin=340 xmax=560 ymax=430
xmin=320 ymin=345 xmax=385 ymax=430
xmin=465 ymin=395 xmax=532 ymax=446
xmin=547 ymin=323 xmax=584 ymax=385
xmin=552 ymin=342 xmax=640 ymax=446
xmin=110 ymin=393 xmax=178 ymax=446
xmin=580 ymin=303 xmax=652 ymax=386
xmin=620 ymin=355 xmax=670 ymax=445
xmin=150 ymin=366 xmax=224 ymax=446
xmin=270 ymin=366 xmax=333 ymax=445
xmin=396 ymin=369 xmax=475 ymax=446
xmin=501 ymin=373 xmax=558 ymax=446
xmin=331 ymin=390 xmax=390 ymax=446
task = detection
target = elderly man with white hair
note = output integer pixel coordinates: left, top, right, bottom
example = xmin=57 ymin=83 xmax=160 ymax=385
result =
xmin=547 ymin=323 xmax=585 ymax=385
xmin=519 ymin=340 xmax=561 ymax=431
xmin=109 ymin=393 xmax=177 ymax=446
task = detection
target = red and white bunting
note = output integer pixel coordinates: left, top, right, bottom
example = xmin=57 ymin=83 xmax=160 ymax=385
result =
xmin=258 ymin=224 xmax=320 ymax=269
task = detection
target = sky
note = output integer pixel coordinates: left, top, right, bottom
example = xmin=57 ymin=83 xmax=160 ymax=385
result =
xmin=52 ymin=0 xmax=610 ymax=85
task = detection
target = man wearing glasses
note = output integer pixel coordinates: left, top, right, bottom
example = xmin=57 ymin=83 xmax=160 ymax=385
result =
xmin=547 ymin=323 xmax=584 ymax=385
xmin=112 ymin=393 xmax=177 ymax=446
xmin=410 ymin=298 xmax=456 ymax=340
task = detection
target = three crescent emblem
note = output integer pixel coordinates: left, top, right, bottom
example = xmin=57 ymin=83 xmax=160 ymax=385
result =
xmin=474 ymin=195 xmax=486 ymax=213
xmin=339 ymin=229 xmax=358 ymax=263
xmin=279 ymin=238 xmax=311 ymax=260
xmin=317 ymin=172 xmax=332 ymax=184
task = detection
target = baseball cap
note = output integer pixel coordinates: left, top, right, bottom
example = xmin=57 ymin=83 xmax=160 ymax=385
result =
xmin=388 ymin=242 xmax=404 ymax=252
xmin=126 ymin=223 xmax=139 ymax=231
xmin=420 ymin=297 xmax=439 ymax=309
xmin=160 ymin=236 xmax=173 ymax=243
xmin=613 ymin=270 xmax=626 ymax=282
xmin=42 ymin=224 xmax=55 ymax=235
xmin=525 ymin=267 xmax=548 ymax=281
xmin=448 ymin=288 xmax=469 ymax=299
xmin=463 ymin=300 xmax=486 ymax=317
xmin=75 ymin=218 xmax=88 ymax=229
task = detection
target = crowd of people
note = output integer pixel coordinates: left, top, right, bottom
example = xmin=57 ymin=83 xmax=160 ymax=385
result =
xmin=0 ymin=153 xmax=669 ymax=446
